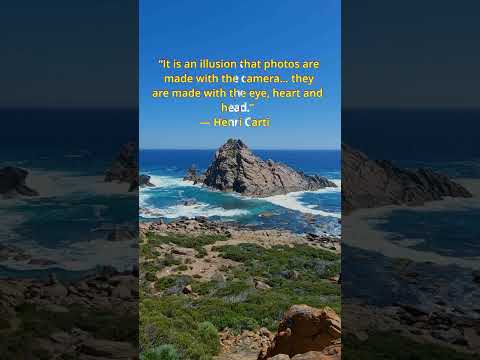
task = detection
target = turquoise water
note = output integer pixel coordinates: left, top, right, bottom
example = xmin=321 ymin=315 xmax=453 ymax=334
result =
xmin=140 ymin=149 xmax=341 ymax=236
xmin=0 ymin=110 xmax=137 ymax=278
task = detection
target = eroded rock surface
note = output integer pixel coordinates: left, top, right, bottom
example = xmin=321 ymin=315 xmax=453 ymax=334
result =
xmin=342 ymin=144 xmax=472 ymax=212
xmin=258 ymin=305 xmax=341 ymax=360
xmin=186 ymin=139 xmax=336 ymax=197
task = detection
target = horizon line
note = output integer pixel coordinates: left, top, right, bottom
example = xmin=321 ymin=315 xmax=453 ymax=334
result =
xmin=140 ymin=147 xmax=341 ymax=151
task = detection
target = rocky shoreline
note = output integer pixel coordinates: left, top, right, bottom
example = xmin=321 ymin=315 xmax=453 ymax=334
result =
xmin=0 ymin=267 xmax=138 ymax=359
xmin=140 ymin=217 xmax=340 ymax=253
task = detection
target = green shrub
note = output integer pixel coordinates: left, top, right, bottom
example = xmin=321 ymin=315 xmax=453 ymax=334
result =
xmin=154 ymin=275 xmax=192 ymax=291
xmin=145 ymin=272 xmax=157 ymax=282
xmin=140 ymin=299 xmax=220 ymax=360
xmin=141 ymin=344 xmax=180 ymax=360
xmin=175 ymin=264 xmax=188 ymax=272
xmin=142 ymin=233 xmax=227 ymax=261
xmin=140 ymin=242 xmax=340 ymax=359
xmin=197 ymin=322 xmax=220 ymax=355
xmin=163 ymin=254 xmax=181 ymax=267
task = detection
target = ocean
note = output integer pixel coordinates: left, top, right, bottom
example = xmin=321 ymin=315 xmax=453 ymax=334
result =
xmin=0 ymin=109 xmax=138 ymax=279
xmin=140 ymin=149 xmax=341 ymax=236
xmin=342 ymin=108 xmax=480 ymax=261
xmin=363 ymin=159 xmax=480 ymax=262
xmin=342 ymin=109 xmax=480 ymax=318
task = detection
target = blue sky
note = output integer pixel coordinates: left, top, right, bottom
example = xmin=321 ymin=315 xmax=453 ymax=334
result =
xmin=140 ymin=0 xmax=340 ymax=149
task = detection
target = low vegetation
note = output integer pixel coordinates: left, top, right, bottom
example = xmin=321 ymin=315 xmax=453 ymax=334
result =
xmin=140 ymin=233 xmax=340 ymax=360
xmin=141 ymin=232 xmax=228 ymax=259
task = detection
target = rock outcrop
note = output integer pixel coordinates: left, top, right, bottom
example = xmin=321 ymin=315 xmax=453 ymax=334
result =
xmin=139 ymin=174 xmax=154 ymax=187
xmin=186 ymin=139 xmax=337 ymax=197
xmin=0 ymin=166 xmax=39 ymax=197
xmin=105 ymin=142 xmax=138 ymax=191
xmin=184 ymin=165 xmax=205 ymax=184
xmin=258 ymin=305 xmax=341 ymax=360
xmin=342 ymin=144 xmax=472 ymax=213
xmin=0 ymin=266 xmax=138 ymax=359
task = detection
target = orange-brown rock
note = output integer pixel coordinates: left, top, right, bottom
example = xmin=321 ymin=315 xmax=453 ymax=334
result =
xmin=258 ymin=305 xmax=341 ymax=360
xmin=291 ymin=346 xmax=341 ymax=360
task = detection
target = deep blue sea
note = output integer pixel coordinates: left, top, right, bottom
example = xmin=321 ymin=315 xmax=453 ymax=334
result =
xmin=140 ymin=149 xmax=341 ymax=236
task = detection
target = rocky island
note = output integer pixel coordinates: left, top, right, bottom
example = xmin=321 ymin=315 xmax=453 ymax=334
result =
xmin=184 ymin=139 xmax=337 ymax=197
xmin=342 ymin=144 xmax=472 ymax=213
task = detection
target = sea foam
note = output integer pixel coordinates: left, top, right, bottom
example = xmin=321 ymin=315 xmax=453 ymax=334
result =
xmin=140 ymin=202 xmax=249 ymax=219
xmin=146 ymin=175 xmax=196 ymax=188
xmin=264 ymin=188 xmax=341 ymax=218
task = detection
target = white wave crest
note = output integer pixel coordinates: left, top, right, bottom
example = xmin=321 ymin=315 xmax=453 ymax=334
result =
xmin=145 ymin=175 xmax=195 ymax=189
xmin=140 ymin=202 xmax=249 ymax=219
xmin=264 ymin=190 xmax=341 ymax=218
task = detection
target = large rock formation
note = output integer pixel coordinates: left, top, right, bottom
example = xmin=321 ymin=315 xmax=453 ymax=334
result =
xmin=342 ymin=144 xmax=472 ymax=213
xmin=0 ymin=166 xmax=38 ymax=197
xmin=186 ymin=139 xmax=337 ymax=197
xmin=105 ymin=142 xmax=138 ymax=191
xmin=258 ymin=305 xmax=341 ymax=360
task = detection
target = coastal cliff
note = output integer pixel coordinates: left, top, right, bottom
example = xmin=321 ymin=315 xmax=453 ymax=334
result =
xmin=185 ymin=139 xmax=337 ymax=197
xmin=342 ymin=144 xmax=472 ymax=212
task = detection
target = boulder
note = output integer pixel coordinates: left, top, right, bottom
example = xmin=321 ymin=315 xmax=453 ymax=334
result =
xmin=139 ymin=174 xmax=155 ymax=187
xmin=255 ymin=280 xmax=272 ymax=290
xmin=268 ymin=355 xmax=290 ymax=360
xmin=78 ymin=338 xmax=137 ymax=359
xmin=258 ymin=305 xmax=341 ymax=360
xmin=187 ymin=139 xmax=336 ymax=197
xmin=291 ymin=347 xmax=341 ymax=360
